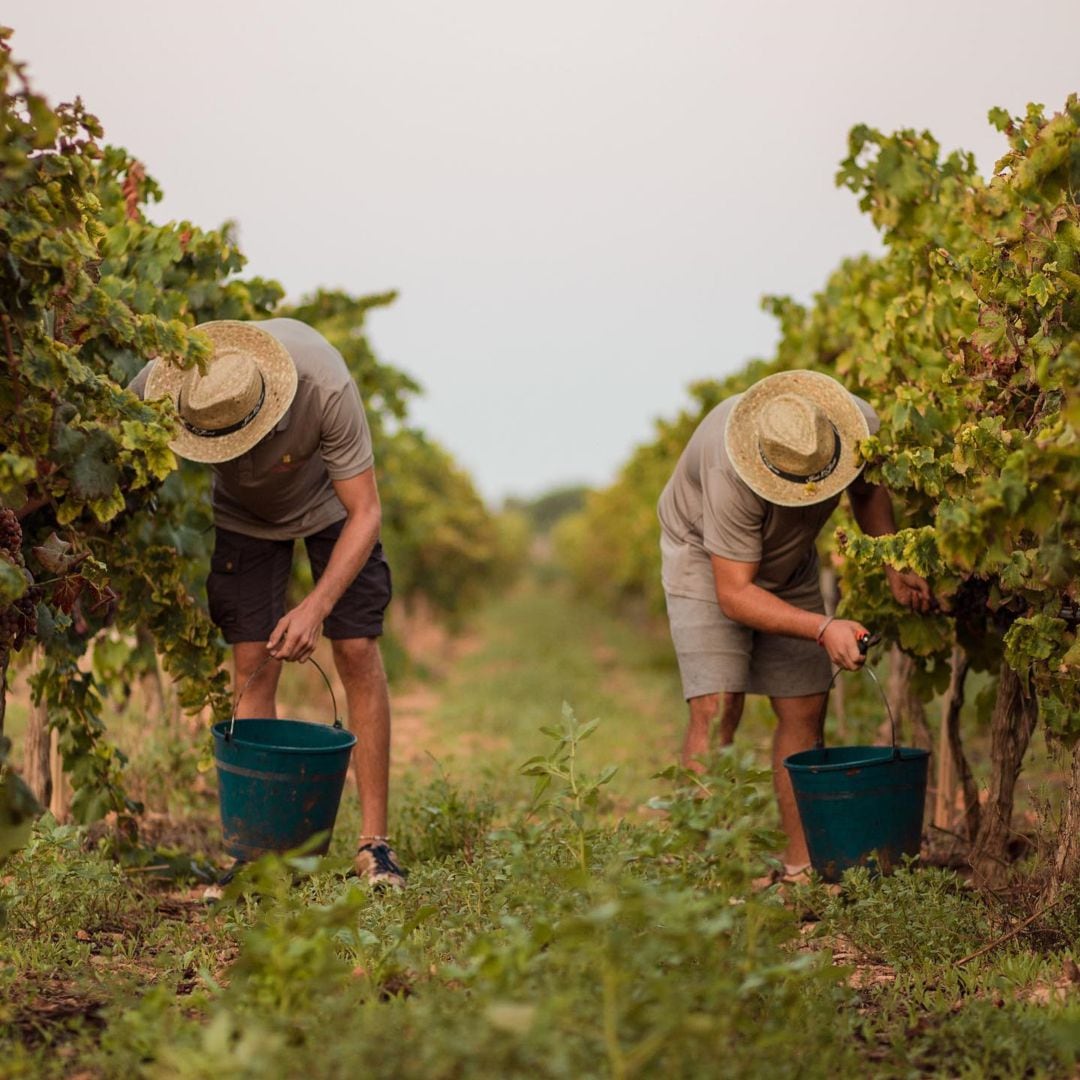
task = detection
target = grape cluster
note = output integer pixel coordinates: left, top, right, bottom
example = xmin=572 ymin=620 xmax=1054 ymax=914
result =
xmin=0 ymin=507 xmax=21 ymax=555
xmin=948 ymin=576 xmax=993 ymax=624
xmin=0 ymin=507 xmax=39 ymax=652
xmin=948 ymin=576 xmax=1080 ymax=634
xmin=944 ymin=577 xmax=1016 ymax=656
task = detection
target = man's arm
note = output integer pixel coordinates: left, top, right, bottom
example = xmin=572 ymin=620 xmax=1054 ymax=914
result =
xmin=711 ymin=555 xmax=869 ymax=671
xmin=267 ymin=468 xmax=381 ymax=662
xmin=846 ymin=479 xmax=933 ymax=613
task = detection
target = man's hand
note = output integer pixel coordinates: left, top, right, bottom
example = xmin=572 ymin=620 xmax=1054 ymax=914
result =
xmin=268 ymin=597 xmax=329 ymax=663
xmin=849 ymin=485 xmax=934 ymax=615
xmin=886 ymin=567 xmax=933 ymax=614
xmin=821 ymin=619 xmax=870 ymax=671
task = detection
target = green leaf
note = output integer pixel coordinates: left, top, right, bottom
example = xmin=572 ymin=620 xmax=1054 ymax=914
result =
xmin=0 ymin=749 xmax=41 ymax=863
xmin=0 ymin=556 xmax=28 ymax=605
xmin=1025 ymin=272 xmax=1053 ymax=307
xmin=71 ymin=444 xmax=119 ymax=501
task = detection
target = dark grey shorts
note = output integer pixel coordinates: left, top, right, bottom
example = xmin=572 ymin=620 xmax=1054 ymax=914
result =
xmin=664 ymin=591 xmax=831 ymax=701
xmin=207 ymin=520 xmax=392 ymax=644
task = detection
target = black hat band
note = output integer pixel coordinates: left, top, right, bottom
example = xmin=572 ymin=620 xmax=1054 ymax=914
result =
xmin=758 ymin=423 xmax=841 ymax=485
xmin=178 ymin=373 xmax=266 ymax=438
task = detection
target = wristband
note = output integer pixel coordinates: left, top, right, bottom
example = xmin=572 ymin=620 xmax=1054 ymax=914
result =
xmin=815 ymin=615 xmax=836 ymax=647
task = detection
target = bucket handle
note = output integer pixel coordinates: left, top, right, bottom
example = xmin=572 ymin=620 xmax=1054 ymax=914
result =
xmin=814 ymin=632 xmax=900 ymax=759
xmin=226 ymin=653 xmax=343 ymax=742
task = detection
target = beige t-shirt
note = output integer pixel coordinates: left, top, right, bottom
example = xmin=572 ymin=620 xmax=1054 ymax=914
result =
xmin=657 ymin=393 xmax=879 ymax=604
xmin=132 ymin=318 xmax=373 ymax=540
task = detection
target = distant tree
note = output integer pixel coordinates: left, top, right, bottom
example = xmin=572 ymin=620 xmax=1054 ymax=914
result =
xmin=506 ymin=485 xmax=590 ymax=535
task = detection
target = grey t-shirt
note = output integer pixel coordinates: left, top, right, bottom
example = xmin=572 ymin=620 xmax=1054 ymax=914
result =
xmin=657 ymin=393 xmax=880 ymax=604
xmin=132 ymin=318 xmax=374 ymax=540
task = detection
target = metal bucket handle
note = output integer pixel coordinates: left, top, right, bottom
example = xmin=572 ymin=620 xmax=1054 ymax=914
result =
xmin=226 ymin=653 xmax=342 ymax=741
xmin=814 ymin=632 xmax=900 ymax=760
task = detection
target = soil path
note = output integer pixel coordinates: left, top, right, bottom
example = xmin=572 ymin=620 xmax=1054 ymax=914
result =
xmin=379 ymin=579 xmax=685 ymax=807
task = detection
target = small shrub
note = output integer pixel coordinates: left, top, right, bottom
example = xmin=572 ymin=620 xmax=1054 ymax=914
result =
xmin=390 ymin=766 xmax=496 ymax=865
xmin=900 ymin=998 xmax=1080 ymax=1079
xmin=800 ymin=863 xmax=990 ymax=969
xmin=1 ymin=817 xmax=134 ymax=945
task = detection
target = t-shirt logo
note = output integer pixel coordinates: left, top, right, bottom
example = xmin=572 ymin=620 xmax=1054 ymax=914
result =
xmin=269 ymin=453 xmax=304 ymax=474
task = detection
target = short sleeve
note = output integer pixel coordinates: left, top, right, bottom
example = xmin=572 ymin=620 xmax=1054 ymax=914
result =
xmin=701 ymin=463 xmax=765 ymax=563
xmin=127 ymin=362 xmax=154 ymax=400
xmin=852 ymin=395 xmax=880 ymax=436
xmin=319 ymin=380 xmax=374 ymax=479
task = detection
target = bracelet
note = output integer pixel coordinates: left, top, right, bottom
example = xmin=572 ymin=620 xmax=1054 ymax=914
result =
xmin=815 ymin=615 xmax=836 ymax=647
xmin=357 ymin=834 xmax=389 ymax=844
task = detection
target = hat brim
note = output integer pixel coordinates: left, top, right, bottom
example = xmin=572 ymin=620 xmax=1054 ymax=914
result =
xmin=724 ymin=370 xmax=870 ymax=507
xmin=143 ymin=321 xmax=298 ymax=464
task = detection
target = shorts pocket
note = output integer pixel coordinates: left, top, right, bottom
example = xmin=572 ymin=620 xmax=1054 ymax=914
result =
xmin=208 ymin=534 xmax=242 ymax=630
xmin=210 ymin=539 xmax=242 ymax=575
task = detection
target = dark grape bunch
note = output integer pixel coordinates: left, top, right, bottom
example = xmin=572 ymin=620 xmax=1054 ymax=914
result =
xmin=0 ymin=507 xmax=39 ymax=653
xmin=946 ymin=576 xmax=998 ymax=631
xmin=0 ymin=507 xmax=21 ymax=558
xmin=946 ymin=575 xmax=1080 ymax=635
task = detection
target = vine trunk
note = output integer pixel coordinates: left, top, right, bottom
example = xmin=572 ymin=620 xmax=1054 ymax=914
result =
xmin=970 ymin=662 xmax=1038 ymax=889
xmin=1047 ymin=742 xmax=1080 ymax=902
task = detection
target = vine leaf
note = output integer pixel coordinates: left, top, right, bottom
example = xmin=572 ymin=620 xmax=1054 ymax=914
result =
xmin=0 ymin=737 xmax=42 ymax=863
xmin=71 ymin=438 xmax=119 ymax=500
xmin=32 ymin=531 xmax=87 ymax=575
xmin=52 ymin=574 xmax=86 ymax=614
xmin=0 ymin=555 xmax=28 ymax=605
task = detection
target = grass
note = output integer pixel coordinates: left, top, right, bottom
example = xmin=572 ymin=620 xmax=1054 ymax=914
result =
xmin=1 ymin=576 xmax=1079 ymax=1077
xmin=398 ymin=582 xmax=686 ymax=803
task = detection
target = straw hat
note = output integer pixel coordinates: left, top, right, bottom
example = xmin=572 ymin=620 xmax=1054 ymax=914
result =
xmin=724 ymin=370 xmax=870 ymax=507
xmin=143 ymin=321 xmax=298 ymax=464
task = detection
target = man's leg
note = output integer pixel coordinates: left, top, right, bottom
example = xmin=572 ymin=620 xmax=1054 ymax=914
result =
xmin=769 ymin=693 xmax=826 ymax=868
xmin=207 ymin=527 xmax=293 ymax=720
xmin=682 ymin=692 xmax=745 ymax=772
xmin=331 ymin=637 xmax=391 ymax=839
xmin=232 ymin=643 xmax=281 ymax=718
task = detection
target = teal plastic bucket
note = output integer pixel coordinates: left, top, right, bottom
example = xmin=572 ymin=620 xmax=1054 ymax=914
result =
xmin=212 ymin=659 xmax=356 ymax=861
xmin=783 ymin=663 xmax=929 ymax=883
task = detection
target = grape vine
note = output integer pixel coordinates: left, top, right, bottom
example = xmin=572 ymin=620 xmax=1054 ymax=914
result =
xmin=0 ymin=509 xmax=38 ymax=653
xmin=0 ymin=28 xmax=523 ymax=829
xmin=558 ymin=95 xmax=1080 ymax=887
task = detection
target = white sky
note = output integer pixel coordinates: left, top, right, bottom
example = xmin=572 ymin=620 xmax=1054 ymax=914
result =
xmin=7 ymin=2 xmax=1079 ymax=501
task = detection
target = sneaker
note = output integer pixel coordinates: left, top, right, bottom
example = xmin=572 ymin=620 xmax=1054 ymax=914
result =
xmin=201 ymin=859 xmax=246 ymax=903
xmin=354 ymin=841 xmax=408 ymax=891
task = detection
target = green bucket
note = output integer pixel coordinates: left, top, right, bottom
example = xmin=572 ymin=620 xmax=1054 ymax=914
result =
xmin=212 ymin=658 xmax=356 ymax=861
xmin=783 ymin=664 xmax=928 ymax=883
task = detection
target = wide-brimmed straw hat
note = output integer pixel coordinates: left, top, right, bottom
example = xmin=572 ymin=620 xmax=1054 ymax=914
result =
xmin=724 ymin=370 xmax=870 ymax=506
xmin=143 ymin=321 xmax=298 ymax=464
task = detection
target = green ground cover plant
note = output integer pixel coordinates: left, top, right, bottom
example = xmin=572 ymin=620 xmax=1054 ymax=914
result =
xmin=3 ymin=727 xmax=1078 ymax=1077
xmin=1 ymin=720 xmax=857 ymax=1079
xmin=2 ymin=582 xmax=1078 ymax=1078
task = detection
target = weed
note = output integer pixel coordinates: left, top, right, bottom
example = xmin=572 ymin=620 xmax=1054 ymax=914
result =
xmin=799 ymin=863 xmax=990 ymax=968
xmin=390 ymin=762 xmax=496 ymax=866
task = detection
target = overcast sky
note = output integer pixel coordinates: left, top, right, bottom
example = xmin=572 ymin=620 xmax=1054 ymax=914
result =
xmin=7 ymin=3 xmax=1079 ymax=501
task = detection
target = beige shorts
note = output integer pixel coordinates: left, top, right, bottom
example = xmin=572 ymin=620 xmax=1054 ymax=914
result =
xmin=664 ymin=591 xmax=832 ymax=701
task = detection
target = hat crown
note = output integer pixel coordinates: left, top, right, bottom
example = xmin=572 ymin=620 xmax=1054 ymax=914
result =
xmin=178 ymin=350 xmax=264 ymax=432
xmin=757 ymin=394 xmax=837 ymax=477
